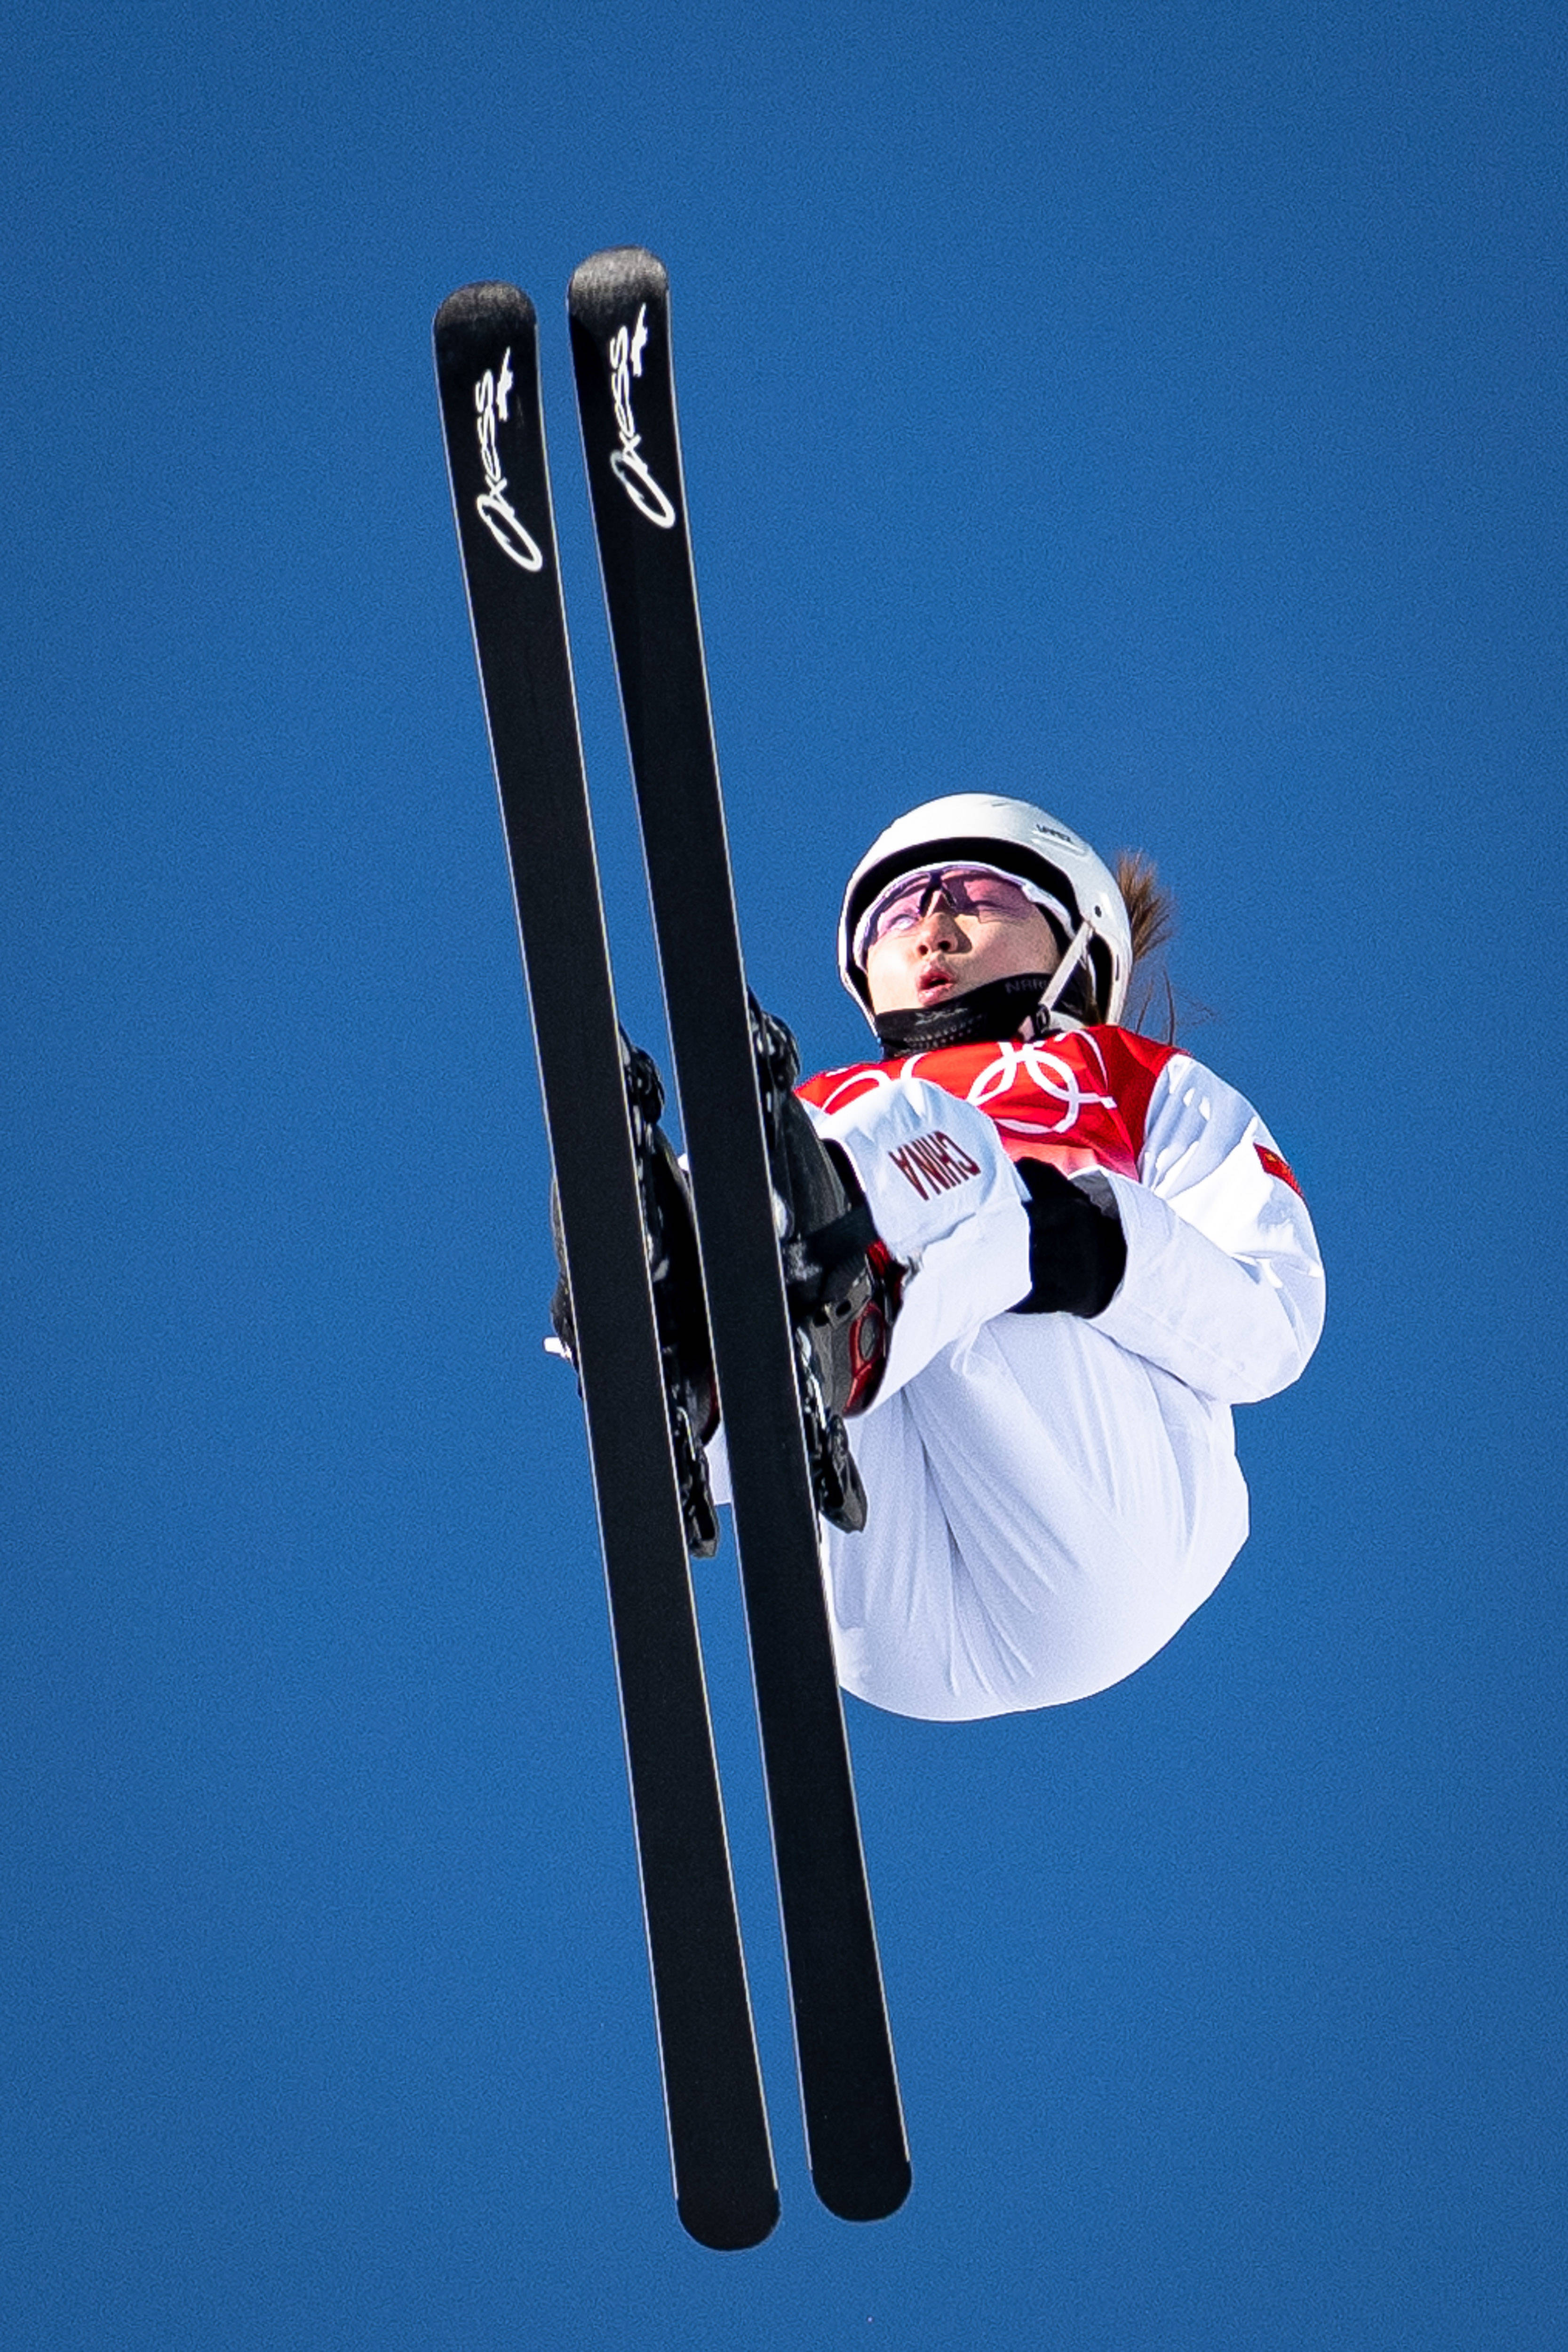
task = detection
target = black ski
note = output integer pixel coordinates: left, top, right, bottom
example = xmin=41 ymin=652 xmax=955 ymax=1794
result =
xmin=568 ymin=248 xmax=911 ymax=2225
xmin=433 ymin=284 xmax=777 ymax=2252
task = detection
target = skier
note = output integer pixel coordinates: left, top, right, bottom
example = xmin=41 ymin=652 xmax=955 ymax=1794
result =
xmin=554 ymin=793 xmax=1322 ymax=1724
xmin=729 ymin=793 xmax=1323 ymax=1723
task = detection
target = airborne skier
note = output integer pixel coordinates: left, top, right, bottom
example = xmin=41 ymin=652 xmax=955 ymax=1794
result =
xmin=621 ymin=792 xmax=1325 ymax=1724
xmin=785 ymin=793 xmax=1325 ymax=1721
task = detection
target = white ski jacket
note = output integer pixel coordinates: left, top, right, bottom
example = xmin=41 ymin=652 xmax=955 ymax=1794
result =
xmin=789 ymin=1027 xmax=1324 ymax=1720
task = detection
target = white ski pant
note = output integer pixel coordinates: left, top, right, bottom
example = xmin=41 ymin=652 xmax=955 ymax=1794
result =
xmin=804 ymin=1078 xmax=1251 ymax=1723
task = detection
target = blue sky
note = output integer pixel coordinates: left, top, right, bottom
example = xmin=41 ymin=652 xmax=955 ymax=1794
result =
xmin=4 ymin=5 xmax=1564 ymax=2346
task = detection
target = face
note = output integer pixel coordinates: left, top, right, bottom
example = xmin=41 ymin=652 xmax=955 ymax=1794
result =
xmin=860 ymin=866 xmax=1062 ymax=1016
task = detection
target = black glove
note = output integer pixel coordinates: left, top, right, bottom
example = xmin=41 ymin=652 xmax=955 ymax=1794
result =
xmin=1012 ymin=1158 xmax=1126 ymax=1319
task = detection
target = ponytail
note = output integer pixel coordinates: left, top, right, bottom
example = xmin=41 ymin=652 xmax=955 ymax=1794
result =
xmin=1113 ymin=851 xmax=1178 ymax=1038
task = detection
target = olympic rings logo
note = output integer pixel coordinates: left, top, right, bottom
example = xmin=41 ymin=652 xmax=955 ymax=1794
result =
xmin=965 ymin=1041 xmax=1116 ymax=1135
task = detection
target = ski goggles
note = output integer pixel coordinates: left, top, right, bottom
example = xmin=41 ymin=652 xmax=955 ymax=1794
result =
xmin=853 ymin=863 xmax=1073 ymax=964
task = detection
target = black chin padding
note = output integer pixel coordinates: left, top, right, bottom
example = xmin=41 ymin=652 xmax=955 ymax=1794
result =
xmin=872 ymin=972 xmax=1057 ymax=1059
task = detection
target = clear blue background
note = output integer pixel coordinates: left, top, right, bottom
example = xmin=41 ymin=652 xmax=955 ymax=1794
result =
xmin=4 ymin=5 xmax=1563 ymax=2346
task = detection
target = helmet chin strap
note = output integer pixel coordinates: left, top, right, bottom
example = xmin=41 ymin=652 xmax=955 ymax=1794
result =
xmin=868 ymin=918 xmax=1101 ymax=1058
xmin=1036 ymin=918 xmax=1094 ymax=1018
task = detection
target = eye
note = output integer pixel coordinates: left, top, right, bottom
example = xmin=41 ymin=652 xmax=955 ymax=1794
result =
xmin=967 ymin=881 xmax=1027 ymax=916
xmin=868 ymin=890 xmax=927 ymax=940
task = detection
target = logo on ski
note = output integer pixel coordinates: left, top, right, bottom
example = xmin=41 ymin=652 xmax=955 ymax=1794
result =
xmin=473 ymin=351 xmax=544 ymax=572
xmin=608 ymin=306 xmax=677 ymax=529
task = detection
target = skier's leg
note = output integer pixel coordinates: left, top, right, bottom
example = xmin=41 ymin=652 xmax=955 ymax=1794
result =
xmin=824 ymin=1316 xmax=1250 ymax=1721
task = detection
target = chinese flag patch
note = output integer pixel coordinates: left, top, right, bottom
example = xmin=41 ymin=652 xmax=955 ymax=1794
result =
xmin=1255 ymin=1144 xmax=1303 ymax=1196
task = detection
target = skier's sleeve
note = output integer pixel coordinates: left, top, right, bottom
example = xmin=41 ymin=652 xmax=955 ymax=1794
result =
xmin=802 ymin=1075 xmax=1034 ymax=1403
xmin=1084 ymin=1051 xmax=1325 ymax=1404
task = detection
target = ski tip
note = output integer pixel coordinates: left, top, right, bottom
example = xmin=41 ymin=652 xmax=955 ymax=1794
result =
xmin=677 ymin=2181 xmax=781 ymax=2254
xmin=433 ymin=281 xmax=536 ymax=343
xmin=812 ymin=2153 xmax=913 ymax=2227
xmin=567 ymin=246 xmax=669 ymax=323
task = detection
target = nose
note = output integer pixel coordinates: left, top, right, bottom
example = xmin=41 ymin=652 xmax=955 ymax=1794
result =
xmin=914 ymin=893 xmax=963 ymax=951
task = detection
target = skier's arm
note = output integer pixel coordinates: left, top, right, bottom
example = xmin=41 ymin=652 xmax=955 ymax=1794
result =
xmin=1083 ymin=1053 xmax=1324 ymax=1404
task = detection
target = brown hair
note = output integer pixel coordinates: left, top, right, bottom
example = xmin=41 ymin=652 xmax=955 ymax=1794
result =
xmin=1113 ymin=851 xmax=1178 ymax=1037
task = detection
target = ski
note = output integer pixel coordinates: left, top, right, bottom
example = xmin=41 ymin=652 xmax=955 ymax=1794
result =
xmin=567 ymin=248 xmax=911 ymax=2225
xmin=432 ymin=284 xmax=777 ymax=2252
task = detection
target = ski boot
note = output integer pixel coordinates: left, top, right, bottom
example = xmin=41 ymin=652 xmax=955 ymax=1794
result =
xmin=749 ymin=998 xmax=904 ymax=1536
xmin=548 ymin=1036 xmax=721 ymax=1558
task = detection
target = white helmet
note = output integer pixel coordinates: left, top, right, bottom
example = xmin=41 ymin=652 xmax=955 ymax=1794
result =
xmin=838 ymin=794 xmax=1132 ymax=1031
